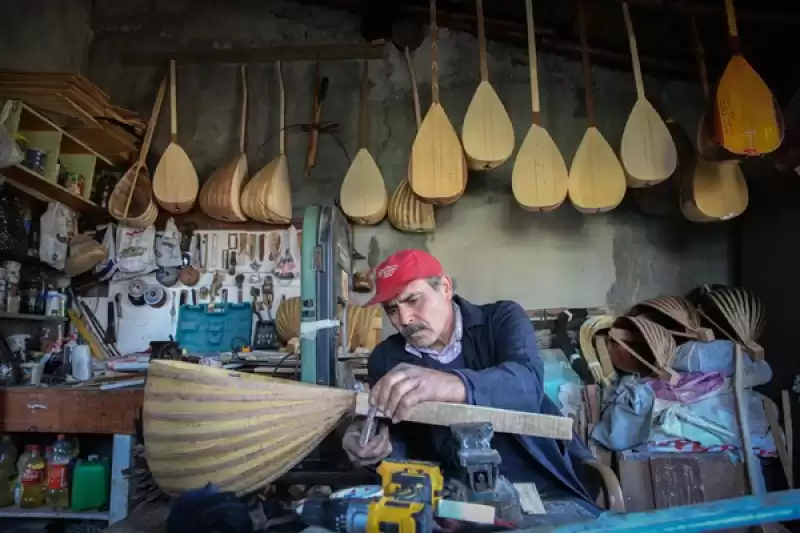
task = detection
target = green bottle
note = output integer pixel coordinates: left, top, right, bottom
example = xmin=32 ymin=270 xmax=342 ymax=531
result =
xmin=70 ymin=455 xmax=109 ymax=511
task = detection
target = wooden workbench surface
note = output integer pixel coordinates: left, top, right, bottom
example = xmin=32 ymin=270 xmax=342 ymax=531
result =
xmin=0 ymin=387 xmax=143 ymax=435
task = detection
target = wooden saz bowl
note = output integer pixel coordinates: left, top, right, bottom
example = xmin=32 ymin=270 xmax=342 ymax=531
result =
xmin=629 ymin=295 xmax=714 ymax=343
xmin=608 ymin=315 xmax=678 ymax=384
xmin=276 ymin=296 xmax=382 ymax=351
xmin=697 ymin=286 xmax=765 ymax=360
xmin=108 ymin=165 xmax=158 ymax=228
xmin=143 ymin=360 xmax=356 ymax=495
xmin=388 ymin=178 xmax=435 ymax=233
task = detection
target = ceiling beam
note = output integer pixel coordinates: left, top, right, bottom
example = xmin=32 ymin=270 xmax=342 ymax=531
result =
xmin=612 ymin=0 xmax=800 ymax=25
xmin=122 ymin=42 xmax=385 ymax=65
xmin=395 ymin=5 xmax=697 ymax=76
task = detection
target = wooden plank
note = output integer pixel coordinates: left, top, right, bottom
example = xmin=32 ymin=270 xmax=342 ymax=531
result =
xmin=159 ymin=210 xmax=304 ymax=232
xmin=617 ymin=454 xmax=655 ymax=512
xmin=354 ymin=392 xmax=573 ymax=440
xmin=0 ymin=387 xmax=142 ymax=434
xmin=123 ymin=42 xmax=386 ymax=65
xmin=649 ymin=456 xmax=705 ymax=508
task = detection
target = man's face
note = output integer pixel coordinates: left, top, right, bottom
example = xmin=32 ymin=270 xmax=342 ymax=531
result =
xmin=382 ymin=277 xmax=454 ymax=348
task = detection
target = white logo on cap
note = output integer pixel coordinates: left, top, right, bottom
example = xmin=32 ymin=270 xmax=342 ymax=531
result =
xmin=378 ymin=265 xmax=398 ymax=279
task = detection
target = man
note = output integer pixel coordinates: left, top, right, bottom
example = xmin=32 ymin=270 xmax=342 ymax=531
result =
xmin=341 ymin=249 xmax=601 ymax=525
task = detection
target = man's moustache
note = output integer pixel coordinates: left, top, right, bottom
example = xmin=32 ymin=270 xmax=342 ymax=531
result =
xmin=400 ymin=324 xmax=428 ymax=338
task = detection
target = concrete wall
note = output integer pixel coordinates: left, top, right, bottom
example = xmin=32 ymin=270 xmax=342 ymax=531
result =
xmin=0 ymin=0 xmax=93 ymax=73
xmin=27 ymin=0 xmax=736 ymax=313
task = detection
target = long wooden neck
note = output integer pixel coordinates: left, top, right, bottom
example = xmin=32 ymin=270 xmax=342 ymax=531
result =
xmin=169 ymin=59 xmax=178 ymax=143
xmin=278 ymin=61 xmax=285 ymax=156
xmin=724 ymin=0 xmax=741 ymax=55
xmin=430 ymin=0 xmax=439 ymax=105
xmin=476 ymin=0 xmax=488 ymax=82
xmin=690 ymin=15 xmax=710 ymax=100
xmin=577 ymin=0 xmax=596 ymax=127
xmin=525 ymin=0 xmax=541 ymax=125
xmin=622 ymin=3 xmax=645 ymax=100
xmin=239 ymin=65 xmax=247 ymax=154
xmin=358 ymin=60 xmax=370 ymax=150
xmin=405 ymin=47 xmax=422 ymax=130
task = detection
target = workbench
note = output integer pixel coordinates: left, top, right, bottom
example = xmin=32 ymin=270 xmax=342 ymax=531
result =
xmin=0 ymin=387 xmax=142 ymax=525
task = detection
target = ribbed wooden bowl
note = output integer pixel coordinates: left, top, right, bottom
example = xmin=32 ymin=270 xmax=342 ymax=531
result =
xmin=276 ymin=296 xmax=382 ymax=351
xmin=609 ymin=315 xmax=677 ymax=381
xmin=388 ymin=178 xmax=435 ymax=233
xmin=143 ymin=360 xmax=356 ymax=496
xmin=108 ymin=165 xmax=158 ymax=228
xmin=630 ymin=295 xmax=714 ymax=342
xmin=699 ymin=286 xmax=765 ymax=359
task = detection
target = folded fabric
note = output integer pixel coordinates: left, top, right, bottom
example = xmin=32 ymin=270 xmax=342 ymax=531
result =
xmin=591 ymin=376 xmax=654 ymax=451
xmin=646 ymin=372 xmax=724 ymax=404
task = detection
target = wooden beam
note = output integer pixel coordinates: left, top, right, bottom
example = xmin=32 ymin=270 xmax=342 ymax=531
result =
xmin=383 ymin=3 xmax=697 ymax=76
xmin=538 ymin=36 xmax=696 ymax=75
xmin=354 ymin=392 xmax=574 ymax=440
xmin=610 ymin=0 xmax=800 ymax=25
xmin=123 ymin=42 xmax=386 ymax=66
xmin=155 ymin=210 xmax=303 ymax=232
xmin=401 ymin=5 xmax=557 ymax=37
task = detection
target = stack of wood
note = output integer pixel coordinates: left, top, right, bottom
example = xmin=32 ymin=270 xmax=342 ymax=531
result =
xmin=0 ymin=69 xmax=141 ymax=161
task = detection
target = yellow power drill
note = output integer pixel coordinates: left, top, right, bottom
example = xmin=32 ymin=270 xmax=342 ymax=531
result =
xmin=297 ymin=460 xmax=444 ymax=533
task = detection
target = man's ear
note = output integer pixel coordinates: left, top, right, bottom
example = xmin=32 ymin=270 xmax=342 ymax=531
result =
xmin=441 ymin=275 xmax=454 ymax=300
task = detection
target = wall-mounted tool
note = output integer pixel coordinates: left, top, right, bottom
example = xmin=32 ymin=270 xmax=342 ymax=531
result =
xmin=156 ymin=267 xmax=180 ymax=287
xmin=239 ymin=232 xmax=247 ymax=258
xmin=252 ymin=276 xmax=279 ymax=350
xmin=229 ymin=252 xmax=237 ymax=276
xmin=179 ymin=265 xmax=200 ymax=286
xmin=199 ymin=286 xmax=210 ymax=301
xmin=305 ymin=62 xmax=330 ymax=178
xmin=201 ymin=234 xmax=208 ymax=272
xmin=269 ymin=233 xmax=280 ymax=262
xmin=234 ymin=273 xmax=245 ymax=303
xmin=211 ymin=234 xmax=219 ymax=269
xmin=170 ymin=292 xmax=177 ymax=328
xmin=105 ymin=301 xmax=117 ymax=345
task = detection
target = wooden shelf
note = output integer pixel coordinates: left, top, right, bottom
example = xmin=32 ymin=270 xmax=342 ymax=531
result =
xmin=0 ymin=312 xmax=66 ymax=322
xmin=1 ymin=101 xmax=115 ymax=218
xmin=2 ymin=164 xmax=106 ymax=217
xmin=0 ymin=387 xmax=142 ymax=434
xmin=0 ymin=505 xmax=108 ymax=521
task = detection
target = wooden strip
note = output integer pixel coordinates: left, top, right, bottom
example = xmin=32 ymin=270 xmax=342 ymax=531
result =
xmin=782 ymin=390 xmax=793 ymax=488
xmin=123 ymin=42 xmax=386 ymax=65
xmin=763 ymin=397 xmax=793 ymax=488
xmin=354 ymin=392 xmax=573 ymax=440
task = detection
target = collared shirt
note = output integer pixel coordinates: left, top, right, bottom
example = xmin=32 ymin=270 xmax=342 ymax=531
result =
xmin=403 ymin=303 xmax=463 ymax=364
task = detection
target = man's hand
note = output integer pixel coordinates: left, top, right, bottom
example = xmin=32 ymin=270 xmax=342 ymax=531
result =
xmin=342 ymin=420 xmax=392 ymax=466
xmin=371 ymin=363 xmax=467 ymax=422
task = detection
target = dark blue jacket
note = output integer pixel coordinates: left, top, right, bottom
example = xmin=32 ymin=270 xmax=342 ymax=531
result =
xmin=367 ymin=295 xmax=594 ymax=503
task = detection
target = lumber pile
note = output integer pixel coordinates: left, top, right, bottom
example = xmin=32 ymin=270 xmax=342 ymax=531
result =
xmin=0 ymin=69 xmax=142 ymax=161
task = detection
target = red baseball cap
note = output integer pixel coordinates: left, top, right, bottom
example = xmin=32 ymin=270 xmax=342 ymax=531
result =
xmin=366 ymin=249 xmax=443 ymax=306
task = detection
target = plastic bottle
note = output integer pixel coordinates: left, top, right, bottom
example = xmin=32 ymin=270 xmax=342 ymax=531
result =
xmin=13 ymin=444 xmax=34 ymax=505
xmin=19 ymin=445 xmax=46 ymax=509
xmin=45 ymin=435 xmax=71 ymax=510
xmin=0 ymin=437 xmax=17 ymax=508
xmin=71 ymin=455 xmax=109 ymax=511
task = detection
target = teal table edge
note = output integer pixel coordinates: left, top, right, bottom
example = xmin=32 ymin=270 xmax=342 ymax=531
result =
xmin=518 ymin=490 xmax=800 ymax=533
